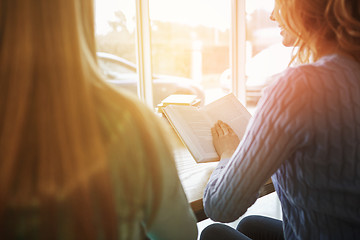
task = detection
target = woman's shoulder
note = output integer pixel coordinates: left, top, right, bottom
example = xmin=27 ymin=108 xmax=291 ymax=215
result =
xmin=94 ymin=86 xmax=166 ymax=149
xmin=266 ymin=54 xmax=359 ymax=92
xmin=287 ymin=54 xmax=359 ymax=79
xmin=260 ymin=53 xmax=360 ymax=116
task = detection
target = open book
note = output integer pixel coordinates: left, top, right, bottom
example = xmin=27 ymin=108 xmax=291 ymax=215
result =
xmin=163 ymin=93 xmax=251 ymax=163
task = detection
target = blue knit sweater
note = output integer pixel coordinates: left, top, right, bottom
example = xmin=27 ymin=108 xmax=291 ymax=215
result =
xmin=203 ymin=54 xmax=360 ymax=239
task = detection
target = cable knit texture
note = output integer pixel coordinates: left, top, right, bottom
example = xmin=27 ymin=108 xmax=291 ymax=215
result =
xmin=203 ymin=54 xmax=360 ymax=239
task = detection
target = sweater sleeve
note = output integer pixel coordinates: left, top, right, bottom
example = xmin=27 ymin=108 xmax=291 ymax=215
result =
xmin=203 ymin=68 xmax=310 ymax=222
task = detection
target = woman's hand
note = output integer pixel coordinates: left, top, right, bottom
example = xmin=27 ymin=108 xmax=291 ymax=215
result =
xmin=211 ymin=120 xmax=240 ymax=159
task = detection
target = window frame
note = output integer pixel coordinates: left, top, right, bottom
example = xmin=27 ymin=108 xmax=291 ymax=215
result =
xmin=231 ymin=0 xmax=247 ymax=105
xmin=135 ymin=0 xmax=154 ymax=108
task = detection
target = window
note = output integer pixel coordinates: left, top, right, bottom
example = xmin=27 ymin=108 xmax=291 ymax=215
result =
xmin=94 ymin=0 xmax=291 ymax=109
xmin=98 ymin=54 xmax=137 ymax=76
xmin=244 ymin=0 xmax=293 ymax=105
xmin=149 ymin=0 xmax=231 ymax=105
xmin=95 ymin=0 xmax=136 ymax=61
xmin=94 ymin=0 xmax=139 ymax=96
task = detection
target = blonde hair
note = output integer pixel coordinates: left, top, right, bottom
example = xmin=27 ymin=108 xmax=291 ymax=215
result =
xmin=274 ymin=0 xmax=360 ymax=63
xmin=0 ymin=0 xmax=163 ymax=238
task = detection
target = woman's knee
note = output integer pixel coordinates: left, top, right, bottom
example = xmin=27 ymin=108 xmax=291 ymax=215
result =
xmin=201 ymin=223 xmax=251 ymax=240
xmin=236 ymin=215 xmax=284 ymax=240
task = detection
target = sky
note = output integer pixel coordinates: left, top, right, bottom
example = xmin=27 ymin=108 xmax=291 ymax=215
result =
xmin=95 ymin=0 xmax=275 ymax=35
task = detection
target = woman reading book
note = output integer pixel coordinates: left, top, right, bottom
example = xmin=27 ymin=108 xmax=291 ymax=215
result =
xmin=0 ymin=0 xmax=197 ymax=239
xmin=201 ymin=0 xmax=360 ymax=239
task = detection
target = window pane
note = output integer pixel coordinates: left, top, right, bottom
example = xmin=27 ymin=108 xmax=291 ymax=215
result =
xmin=245 ymin=0 xmax=293 ymax=106
xmin=149 ymin=0 xmax=231 ymax=106
xmin=94 ymin=0 xmax=138 ymax=97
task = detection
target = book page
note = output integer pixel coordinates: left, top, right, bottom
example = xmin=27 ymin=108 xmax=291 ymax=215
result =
xmin=163 ymin=105 xmax=219 ymax=162
xmin=204 ymin=94 xmax=251 ymax=140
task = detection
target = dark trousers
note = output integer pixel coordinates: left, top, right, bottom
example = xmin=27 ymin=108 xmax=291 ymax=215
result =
xmin=200 ymin=215 xmax=284 ymax=240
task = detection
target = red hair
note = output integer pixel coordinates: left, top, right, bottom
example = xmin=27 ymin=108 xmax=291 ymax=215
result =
xmin=274 ymin=0 xmax=360 ymax=63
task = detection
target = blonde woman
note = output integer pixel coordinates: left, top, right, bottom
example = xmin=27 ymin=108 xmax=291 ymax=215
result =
xmin=0 ymin=0 xmax=197 ymax=239
xmin=201 ymin=0 xmax=360 ymax=239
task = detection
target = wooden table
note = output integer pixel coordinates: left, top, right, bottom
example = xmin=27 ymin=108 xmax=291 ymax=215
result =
xmin=172 ymin=138 xmax=275 ymax=222
xmin=173 ymin=147 xmax=218 ymax=222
